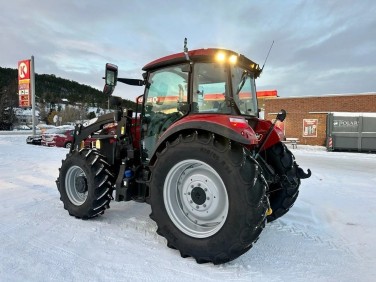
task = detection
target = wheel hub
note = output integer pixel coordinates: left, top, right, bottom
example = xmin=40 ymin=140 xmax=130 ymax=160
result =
xmin=65 ymin=165 xmax=88 ymax=206
xmin=182 ymin=177 xmax=216 ymax=216
xmin=164 ymin=159 xmax=229 ymax=238
xmin=75 ymin=176 xmax=87 ymax=193
xmin=191 ymin=187 xmax=206 ymax=205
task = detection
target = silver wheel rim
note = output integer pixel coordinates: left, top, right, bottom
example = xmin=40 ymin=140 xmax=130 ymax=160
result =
xmin=65 ymin=165 xmax=88 ymax=205
xmin=164 ymin=159 xmax=229 ymax=238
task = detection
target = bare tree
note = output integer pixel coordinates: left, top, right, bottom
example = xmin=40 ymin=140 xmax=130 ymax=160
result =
xmin=59 ymin=106 xmax=82 ymax=124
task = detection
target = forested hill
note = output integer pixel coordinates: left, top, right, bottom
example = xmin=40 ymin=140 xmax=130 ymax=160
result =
xmin=0 ymin=67 xmax=136 ymax=109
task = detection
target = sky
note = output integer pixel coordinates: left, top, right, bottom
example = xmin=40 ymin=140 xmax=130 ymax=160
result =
xmin=1 ymin=0 xmax=375 ymax=102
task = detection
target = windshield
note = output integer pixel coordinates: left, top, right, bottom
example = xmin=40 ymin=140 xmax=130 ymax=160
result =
xmin=192 ymin=62 xmax=258 ymax=116
xmin=231 ymin=65 xmax=258 ymax=116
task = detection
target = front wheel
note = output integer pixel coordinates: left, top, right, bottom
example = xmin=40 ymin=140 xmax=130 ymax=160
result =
xmin=149 ymin=132 xmax=267 ymax=264
xmin=265 ymin=142 xmax=300 ymax=222
xmin=56 ymin=149 xmax=114 ymax=219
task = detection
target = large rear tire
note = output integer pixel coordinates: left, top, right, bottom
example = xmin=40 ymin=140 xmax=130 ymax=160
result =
xmin=149 ymin=131 xmax=267 ymax=264
xmin=56 ymin=149 xmax=114 ymax=219
xmin=265 ymin=142 xmax=300 ymax=222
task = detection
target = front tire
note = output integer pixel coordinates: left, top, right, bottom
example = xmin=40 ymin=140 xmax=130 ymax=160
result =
xmin=149 ymin=132 xmax=267 ymax=264
xmin=56 ymin=149 xmax=114 ymax=219
xmin=265 ymin=142 xmax=300 ymax=222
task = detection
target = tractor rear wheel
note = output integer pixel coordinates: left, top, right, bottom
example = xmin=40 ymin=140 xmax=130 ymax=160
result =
xmin=149 ymin=131 xmax=267 ymax=264
xmin=56 ymin=149 xmax=114 ymax=219
xmin=265 ymin=142 xmax=300 ymax=222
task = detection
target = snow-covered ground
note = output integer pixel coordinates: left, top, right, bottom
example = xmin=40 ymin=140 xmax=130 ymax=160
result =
xmin=0 ymin=134 xmax=375 ymax=282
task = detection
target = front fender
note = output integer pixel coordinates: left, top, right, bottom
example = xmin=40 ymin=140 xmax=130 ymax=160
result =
xmin=255 ymin=119 xmax=285 ymax=151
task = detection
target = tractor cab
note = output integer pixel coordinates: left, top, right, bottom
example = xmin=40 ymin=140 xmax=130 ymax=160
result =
xmin=141 ymin=48 xmax=261 ymax=118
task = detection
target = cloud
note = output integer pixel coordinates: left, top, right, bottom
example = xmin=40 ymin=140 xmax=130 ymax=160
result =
xmin=1 ymin=0 xmax=375 ymax=100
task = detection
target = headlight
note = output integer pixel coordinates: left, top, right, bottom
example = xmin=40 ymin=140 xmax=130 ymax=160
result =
xmin=215 ymin=52 xmax=226 ymax=62
xmin=96 ymin=139 xmax=101 ymax=149
xmin=229 ymin=54 xmax=237 ymax=64
xmin=215 ymin=52 xmax=238 ymax=64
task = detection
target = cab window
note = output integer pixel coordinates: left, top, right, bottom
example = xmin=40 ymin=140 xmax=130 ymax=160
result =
xmin=141 ymin=64 xmax=189 ymax=162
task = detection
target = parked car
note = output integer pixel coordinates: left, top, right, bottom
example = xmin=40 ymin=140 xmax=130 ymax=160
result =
xmin=42 ymin=124 xmax=116 ymax=149
xmin=51 ymin=129 xmax=96 ymax=149
xmin=15 ymin=125 xmax=31 ymax=130
xmin=41 ymin=126 xmax=75 ymax=147
xmin=52 ymin=129 xmax=75 ymax=148
xmin=26 ymin=135 xmax=42 ymax=145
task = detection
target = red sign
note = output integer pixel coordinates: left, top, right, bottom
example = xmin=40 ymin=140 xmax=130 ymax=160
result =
xmin=18 ymin=60 xmax=31 ymax=81
xmin=303 ymin=119 xmax=318 ymax=137
xmin=18 ymin=59 xmax=32 ymax=107
xmin=257 ymin=90 xmax=277 ymax=98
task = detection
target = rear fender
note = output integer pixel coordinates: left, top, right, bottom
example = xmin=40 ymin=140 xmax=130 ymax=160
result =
xmin=150 ymin=114 xmax=258 ymax=164
xmin=255 ymin=119 xmax=285 ymax=151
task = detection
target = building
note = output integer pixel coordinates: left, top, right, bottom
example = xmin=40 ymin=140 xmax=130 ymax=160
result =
xmin=256 ymin=90 xmax=278 ymax=119
xmin=14 ymin=107 xmax=40 ymax=126
xmin=263 ymin=92 xmax=376 ymax=146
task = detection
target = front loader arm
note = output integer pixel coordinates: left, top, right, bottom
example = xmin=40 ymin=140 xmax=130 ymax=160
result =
xmin=71 ymin=112 xmax=116 ymax=152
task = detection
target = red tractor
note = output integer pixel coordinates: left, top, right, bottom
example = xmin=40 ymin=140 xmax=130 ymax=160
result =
xmin=56 ymin=42 xmax=311 ymax=264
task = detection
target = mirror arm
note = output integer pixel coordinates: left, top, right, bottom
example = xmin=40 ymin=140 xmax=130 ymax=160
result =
xmin=117 ymin=78 xmax=145 ymax=86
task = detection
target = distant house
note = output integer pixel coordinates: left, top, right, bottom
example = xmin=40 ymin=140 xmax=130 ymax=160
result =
xmin=14 ymin=108 xmax=40 ymax=125
xmin=45 ymin=98 xmax=70 ymax=112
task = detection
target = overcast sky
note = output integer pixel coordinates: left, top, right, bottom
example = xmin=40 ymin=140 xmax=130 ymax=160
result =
xmin=1 ymin=0 xmax=375 ymax=101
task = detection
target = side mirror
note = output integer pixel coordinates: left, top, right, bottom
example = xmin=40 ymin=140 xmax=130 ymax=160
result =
xmin=276 ymin=109 xmax=286 ymax=122
xmin=103 ymin=63 xmax=118 ymax=96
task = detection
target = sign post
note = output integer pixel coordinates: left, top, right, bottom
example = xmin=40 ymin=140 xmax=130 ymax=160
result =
xmin=31 ymin=56 xmax=36 ymax=136
xmin=18 ymin=56 xmax=36 ymax=135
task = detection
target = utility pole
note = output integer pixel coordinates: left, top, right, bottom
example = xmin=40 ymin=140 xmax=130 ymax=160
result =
xmin=31 ymin=55 xmax=36 ymax=136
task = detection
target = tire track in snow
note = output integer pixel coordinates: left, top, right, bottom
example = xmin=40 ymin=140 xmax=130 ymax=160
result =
xmin=268 ymin=220 xmax=359 ymax=259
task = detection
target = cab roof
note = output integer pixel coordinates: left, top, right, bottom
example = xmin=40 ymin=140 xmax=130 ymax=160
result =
xmin=142 ymin=48 xmax=261 ymax=76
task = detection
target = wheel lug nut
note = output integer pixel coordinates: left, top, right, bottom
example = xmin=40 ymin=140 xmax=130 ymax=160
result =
xmin=203 ymin=204 xmax=206 ymax=208
xmin=188 ymin=192 xmax=191 ymax=195
xmin=207 ymin=197 xmax=210 ymax=200
xmin=204 ymin=188 xmax=207 ymax=192
xmin=196 ymin=205 xmax=199 ymax=209
xmin=190 ymin=200 xmax=193 ymax=203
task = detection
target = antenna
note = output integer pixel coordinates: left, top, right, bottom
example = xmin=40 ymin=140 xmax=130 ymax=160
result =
xmin=184 ymin=38 xmax=190 ymax=61
xmin=261 ymin=40 xmax=274 ymax=72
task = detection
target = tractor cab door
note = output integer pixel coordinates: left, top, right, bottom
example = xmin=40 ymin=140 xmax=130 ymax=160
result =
xmin=141 ymin=64 xmax=189 ymax=163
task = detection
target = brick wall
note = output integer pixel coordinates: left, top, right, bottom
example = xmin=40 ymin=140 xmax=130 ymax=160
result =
xmin=263 ymin=93 xmax=376 ymax=146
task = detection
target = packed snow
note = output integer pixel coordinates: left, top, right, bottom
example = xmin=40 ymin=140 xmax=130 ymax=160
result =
xmin=0 ymin=133 xmax=375 ymax=282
